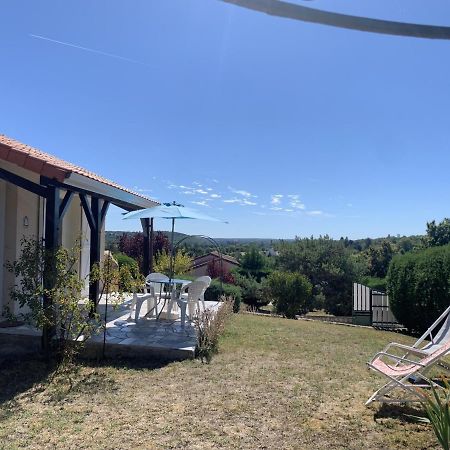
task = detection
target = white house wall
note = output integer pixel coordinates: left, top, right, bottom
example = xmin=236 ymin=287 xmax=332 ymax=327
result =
xmin=0 ymin=160 xmax=100 ymax=316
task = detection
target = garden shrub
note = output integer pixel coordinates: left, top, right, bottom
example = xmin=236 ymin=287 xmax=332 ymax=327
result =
xmin=204 ymin=280 xmax=242 ymax=313
xmin=233 ymin=273 xmax=269 ymax=309
xmin=194 ymin=296 xmax=234 ymax=363
xmin=266 ymin=271 xmax=312 ymax=318
xmin=387 ymin=244 xmax=450 ymax=333
xmin=114 ymin=252 xmax=139 ymax=270
xmin=361 ymin=276 xmax=387 ymax=292
xmin=114 ymin=253 xmax=141 ymax=291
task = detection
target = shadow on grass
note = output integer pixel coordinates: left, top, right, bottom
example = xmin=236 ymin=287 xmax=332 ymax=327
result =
xmin=0 ymin=354 xmax=53 ymax=406
xmin=0 ymin=352 xmax=177 ymax=407
xmin=374 ymin=403 xmax=428 ymax=424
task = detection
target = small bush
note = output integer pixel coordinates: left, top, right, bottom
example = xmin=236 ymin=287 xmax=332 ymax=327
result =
xmin=266 ymin=271 xmax=313 ymax=318
xmin=194 ymin=296 xmax=234 ymax=363
xmin=114 ymin=253 xmax=139 ymax=270
xmin=233 ymin=273 xmax=269 ymax=309
xmin=204 ymin=280 xmax=242 ymax=313
xmin=361 ymin=276 xmax=387 ymax=292
xmin=387 ymin=244 xmax=450 ymax=333
xmin=114 ymin=253 xmax=140 ymax=292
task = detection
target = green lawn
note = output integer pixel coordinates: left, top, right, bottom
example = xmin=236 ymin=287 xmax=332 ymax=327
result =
xmin=0 ymin=315 xmax=441 ymax=449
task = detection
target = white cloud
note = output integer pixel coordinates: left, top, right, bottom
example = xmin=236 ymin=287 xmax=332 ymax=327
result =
xmin=132 ymin=186 xmax=153 ymax=193
xmin=270 ymin=206 xmax=283 ymax=211
xmin=210 ymin=193 xmax=221 ymax=199
xmin=270 ymin=194 xmax=283 ymax=205
xmin=228 ymin=187 xmax=257 ymax=198
xmin=306 ymin=210 xmax=324 ymax=216
xmin=223 ymin=198 xmax=257 ymax=206
xmin=191 ymin=200 xmax=209 ymax=207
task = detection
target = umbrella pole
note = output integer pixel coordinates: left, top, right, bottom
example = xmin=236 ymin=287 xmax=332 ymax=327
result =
xmin=169 ymin=217 xmax=175 ymax=281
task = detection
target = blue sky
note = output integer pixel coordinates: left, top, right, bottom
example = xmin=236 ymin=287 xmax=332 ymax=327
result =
xmin=2 ymin=1 xmax=450 ymax=239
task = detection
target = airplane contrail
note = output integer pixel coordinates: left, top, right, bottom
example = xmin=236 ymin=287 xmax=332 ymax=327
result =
xmin=29 ymin=33 xmax=151 ymax=67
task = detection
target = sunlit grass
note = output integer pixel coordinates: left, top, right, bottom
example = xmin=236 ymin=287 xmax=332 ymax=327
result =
xmin=0 ymin=315 xmax=440 ymax=449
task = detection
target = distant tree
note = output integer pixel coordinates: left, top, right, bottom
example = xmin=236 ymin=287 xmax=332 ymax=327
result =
xmin=154 ymin=231 xmax=170 ymax=256
xmin=239 ymin=247 xmax=271 ymax=281
xmin=118 ymin=231 xmax=170 ymax=273
xmin=265 ymin=271 xmax=312 ymax=318
xmin=424 ymin=218 xmax=450 ymax=247
xmin=240 ymin=247 xmax=266 ymax=272
xmin=118 ymin=232 xmax=144 ymax=270
xmin=207 ymin=259 xmax=235 ymax=284
xmin=276 ymin=237 xmax=365 ymax=315
xmin=153 ymin=250 xmax=192 ymax=276
xmin=366 ymin=241 xmax=394 ymax=278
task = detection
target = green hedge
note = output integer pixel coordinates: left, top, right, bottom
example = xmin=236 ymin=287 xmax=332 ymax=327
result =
xmin=204 ymin=280 xmax=242 ymax=313
xmin=387 ymin=244 xmax=450 ymax=333
xmin=114 ymin=252 xmax=139 ymax=270
xmin=361 ymin=276 xmax=387 ymax=292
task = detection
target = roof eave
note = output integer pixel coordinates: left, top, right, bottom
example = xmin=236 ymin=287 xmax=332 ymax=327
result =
xmin=65 ymin=172 xmax=158 ymax=210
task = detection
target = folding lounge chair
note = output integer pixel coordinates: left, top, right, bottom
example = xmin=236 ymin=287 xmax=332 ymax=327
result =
xmin=407 ymin=305 xmax=450 ymax=356
xmin=366 ymin=340 xmax=450 ymax=404
xmin=366 ymin=334 xmax=450 ymax=405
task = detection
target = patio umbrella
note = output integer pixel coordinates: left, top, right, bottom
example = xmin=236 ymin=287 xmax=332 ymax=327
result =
xmin=122 ymin=202 xmax=227 ymax=278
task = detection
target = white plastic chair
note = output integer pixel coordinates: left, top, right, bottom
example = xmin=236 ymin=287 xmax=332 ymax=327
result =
xmin=182 ymin=280 xmax=208 ymax=320
xmin=129 ymin=291 xmax=157 ymax=322
xmin=195 ymin=276 xmax=211 ymax=308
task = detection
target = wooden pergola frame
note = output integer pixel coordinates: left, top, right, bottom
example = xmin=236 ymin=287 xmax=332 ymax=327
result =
xmin=0 ymin=166 xmax=155 ymax=347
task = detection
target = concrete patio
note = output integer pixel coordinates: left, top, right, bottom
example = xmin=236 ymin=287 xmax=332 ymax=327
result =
xmin=0 ymin=295 xmax=220 ymax=361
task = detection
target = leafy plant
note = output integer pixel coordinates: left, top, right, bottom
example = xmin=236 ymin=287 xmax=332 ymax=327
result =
xmin=203 ymin=280 xmax=242 ymax=312
xmin=276 ymin=236 xmax=365 ymax=316
xmin=153 ymin=250 xmax=193 ymax=276
xmin=265 ymin=271 xmax=312 ymax=318
xmin=6 ymin=237 xmax=101 ymax=365
xmin=194 ymin=296 xmax=234 ymax=363
xmin=420 ymin=380 xmax=450 ymax=450
xmin=233 ymin=273 xmax=269 ymax=309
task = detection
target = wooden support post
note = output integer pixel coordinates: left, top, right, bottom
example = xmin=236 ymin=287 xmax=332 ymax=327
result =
xmin=150 ymin=217 xmax=154 ymax=274
xmin=141 ymin=218 xmax=150 ymax=276
xmin=43 ymin=185 xmax=61 ymax=352
xmin=88 ymin=197 xmax=102 ymax=309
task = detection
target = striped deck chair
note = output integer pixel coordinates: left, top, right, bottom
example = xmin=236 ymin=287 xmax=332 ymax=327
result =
xmin=366 ymin=336 xmax=450 ymax=405
xmin=408 ymin=305 xmax=450 ymax=356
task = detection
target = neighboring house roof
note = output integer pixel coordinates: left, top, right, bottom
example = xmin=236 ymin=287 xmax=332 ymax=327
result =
xmin=192 ymin=251 xmax=240 ymax=269
xmin=0 ymin=134 xmax=158 ymax=209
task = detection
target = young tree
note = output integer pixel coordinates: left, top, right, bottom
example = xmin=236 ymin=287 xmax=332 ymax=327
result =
xmin=153 ymin=250 xmax=192 ymax=275
xmin=6 ymin=237 xmax=101 ymax=363
xmin=276 ymin=237 xmax=365 ymax=315
xmin=266 ymin=271 xmax=312 ymax=318
xmin=118 ymin=231 xmax=170 ymax=273
xmin=366 ymin=241 xmax=394 ymax=278
xmin=425 ymin=218 xmax=450 ymax=248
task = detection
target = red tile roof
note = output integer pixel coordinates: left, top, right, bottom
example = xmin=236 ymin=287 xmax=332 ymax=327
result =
xmin=0 ymin=134 xmax=157 ymax=204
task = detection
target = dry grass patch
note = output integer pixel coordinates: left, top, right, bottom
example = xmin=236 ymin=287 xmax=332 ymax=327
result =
xmin=0 ymin=315 xmax=441 ymax=449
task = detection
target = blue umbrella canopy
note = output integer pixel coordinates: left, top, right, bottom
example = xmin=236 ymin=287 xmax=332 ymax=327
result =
xmin=122 ymin=203 xmax=227 ymax=279
xmin=122 ymin=203 xmax=227 ymax=223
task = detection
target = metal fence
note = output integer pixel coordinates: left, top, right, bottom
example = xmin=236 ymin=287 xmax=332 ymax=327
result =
xmin=352 ymin=282 xmax=402 ymax=329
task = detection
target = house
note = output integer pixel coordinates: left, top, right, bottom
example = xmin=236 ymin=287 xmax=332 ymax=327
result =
xmin=0 ymin=134 xmax=157 ymax=319
xmin=190 ymin=251 xmax=240 ymax=278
